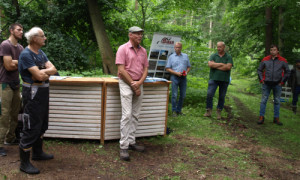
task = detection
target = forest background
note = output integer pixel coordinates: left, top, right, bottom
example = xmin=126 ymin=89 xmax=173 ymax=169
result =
xmin=1 ymin=1 xmax=300 ymax=179
xmin=1 ymin=0 xmax=300 ymax=81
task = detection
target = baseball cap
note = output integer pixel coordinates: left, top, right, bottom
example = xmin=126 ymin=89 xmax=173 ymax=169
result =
xmin=129 ymin=26 xmax=144 ymax=33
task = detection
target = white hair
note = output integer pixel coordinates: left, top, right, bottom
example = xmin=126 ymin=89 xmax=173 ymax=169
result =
xmin=24 ymin=27 xmax=43 ymax=44
xmin=217 ymin=41 xmax=225 ymax=46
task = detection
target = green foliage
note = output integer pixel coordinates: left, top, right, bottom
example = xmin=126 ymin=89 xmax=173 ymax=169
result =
xmin=43 ymin=32 xmax=89 ymax=71
xmin=58 ymin=69 xmax=111 ymax=77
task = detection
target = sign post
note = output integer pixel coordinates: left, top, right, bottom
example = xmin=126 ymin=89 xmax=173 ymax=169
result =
xmin=148 ymin=33 xmax=181 ymax=79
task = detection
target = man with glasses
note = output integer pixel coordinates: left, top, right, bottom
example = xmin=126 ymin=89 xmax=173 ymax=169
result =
xmin=115 ymin=26 xmax=148 ymax=161
xmin=18 ymin=27 xmax=57 ymax=174
xmin=0 ymin=23 xmax=24 ymax=156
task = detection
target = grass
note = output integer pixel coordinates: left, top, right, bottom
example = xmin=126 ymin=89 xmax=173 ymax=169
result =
xmin=228 ymin=78 xmax=300 ymax=158
xmin=8 ymin=74 xmax=296 ymax=179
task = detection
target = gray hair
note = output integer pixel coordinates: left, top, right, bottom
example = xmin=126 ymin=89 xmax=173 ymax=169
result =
xmin=217 ymin=41 xmax=225 ymax=46
xmin=24 ymin=27 xmax=43 ymax=44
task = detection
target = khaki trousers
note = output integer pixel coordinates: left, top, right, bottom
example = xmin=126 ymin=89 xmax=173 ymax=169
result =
xmin=0 ymin=83 xmax=21 ymax=147
xmin=119 ymin=80 xmax=143 ymax=149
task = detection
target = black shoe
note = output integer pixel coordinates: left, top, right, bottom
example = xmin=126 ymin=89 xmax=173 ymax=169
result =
xmin=32 ymin=138 xmax=54 ymax=161
xmin=19 ymin=147 xmax=40 ymax=174
xmin=120 ymin=149 xmax=130 ymax=161
xmin=0 ymin=147 xmax=7 ymax=157
xmin=129 ymin=144 xmax=145 ymax=152
xmin=257 ymin=116 xmax=264 ymax=124
xmin=4 ymin=139 xmax=20 ymax=145
xmin=273 ymin=117 xmax=283 ymax=126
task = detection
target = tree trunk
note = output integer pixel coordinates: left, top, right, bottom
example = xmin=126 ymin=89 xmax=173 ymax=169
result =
xmin=86 ymin=0 xmax=117 ymax=75
xmin=278 ymin=6 xmax=284 ymax=55
xmin=12 ymin=0 xmax=21 ymax=17
xmin=265 ymin=6 xmax=272 ymax=56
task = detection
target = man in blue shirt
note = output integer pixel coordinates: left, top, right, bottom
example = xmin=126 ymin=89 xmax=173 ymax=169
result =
xmin=166 ymin=42 xmax=191 ymax=117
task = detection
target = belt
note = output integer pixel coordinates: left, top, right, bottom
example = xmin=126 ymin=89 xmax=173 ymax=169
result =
xmin=23 ymin=82 xmax=49 ymax=87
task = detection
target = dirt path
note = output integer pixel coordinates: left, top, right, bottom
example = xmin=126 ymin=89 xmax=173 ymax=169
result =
xmin=1 ymin=94 xmax=300 ymax=179
xmin=224 ymin=95 xmax=300 ymax=180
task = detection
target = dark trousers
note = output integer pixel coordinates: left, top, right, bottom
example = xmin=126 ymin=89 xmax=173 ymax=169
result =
xmin=206 ymin=80 xmax=229 ymax=110
xmin=292 ymin=86 xmax=300 ymax=106
xmin=20 ymin=85 xmax=49 ymax=150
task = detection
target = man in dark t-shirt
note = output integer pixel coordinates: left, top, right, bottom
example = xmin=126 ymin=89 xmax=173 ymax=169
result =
xmin=18 ymin=27 xmax=57 ymax=174
xmin=0 ymin=23 xmax=24 ymax=157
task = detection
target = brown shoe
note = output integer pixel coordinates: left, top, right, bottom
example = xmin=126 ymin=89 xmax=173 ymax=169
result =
xmin=216 ymin=109 xmax=222 ymax=120
xmin=203 ymin=109 xmax=212 ymax=117
xmin=257 ymin=116 xmax=264 ymax=124
xmin=120 ymin=149 xmax=130 ymax=161
xmin=273 ymin=117 xmax=283 ymax=126
xmin=129 ymin=144 xmax=145 ymax=152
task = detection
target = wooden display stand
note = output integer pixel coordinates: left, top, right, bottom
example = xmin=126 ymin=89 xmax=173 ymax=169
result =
xmin=45 ymin=77 xmax=171 ymax=144
xmin=45 ymin=77 xmax=104 ymax=140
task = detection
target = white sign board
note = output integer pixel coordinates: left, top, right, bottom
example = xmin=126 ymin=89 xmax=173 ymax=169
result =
xmin=148 ymin=33 xmax=181 ymax=79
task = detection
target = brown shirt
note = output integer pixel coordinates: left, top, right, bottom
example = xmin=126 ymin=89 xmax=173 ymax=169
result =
xmin=0 ymin=40 xmax=24 ymax=82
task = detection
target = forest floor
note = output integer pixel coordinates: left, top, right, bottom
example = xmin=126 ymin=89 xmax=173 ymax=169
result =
xmin=1 ymin=82 xmax=300 ymax=180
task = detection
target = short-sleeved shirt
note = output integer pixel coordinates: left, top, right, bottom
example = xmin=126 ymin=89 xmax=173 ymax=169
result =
xmin=166 ymin=52 xmax=191 ymax=73
xmin=0 ymin=40 xmax=24 ymax=82
xmin=115 ymin=41 xmax=148 ymax=81
xmin=209 ymin=52 xmax=233 ymax=82
xmin=18 ymin=47 xmax=49 ymax=84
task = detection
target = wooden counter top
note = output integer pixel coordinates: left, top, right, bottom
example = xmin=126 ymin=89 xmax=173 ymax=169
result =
xmin=50 ymin=77 xmax=171 ymax=85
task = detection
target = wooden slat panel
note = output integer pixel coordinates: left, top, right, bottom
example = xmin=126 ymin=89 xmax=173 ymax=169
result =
xmin=49 ymin=118 xmax=100 ymax=124
xmin=50 ymin=106 xmax=100 ymax=111
xmin=49 ymin=122 xmax=100 ymax=127
xmin=50 ymin=89 xmax=101 ymax=95
xmin=50 ymin=98 xmax=101 ymax=103
xmin=49 ymin=114 xmax=101 ymax=119
xmin=142 ymin=102 xmax=167 ymax=106
xmin=50 ymin=102 xmax=101 ymax=107
xmin=144 ymin=90 xmax=168 ymax=95
xmin=48 ymin=126 xmax=100 ymax=131
xmin=50 ymin=85 xmax=102 ymax=91
xmin=45 ymin=130 xmax=100 ymax=136
xmin=49 ymin=110 xmax=100 ymax=116
xmin=50 ymin=94 xmax=101 ymax=99
xmin=143 ymin=94 xmax=167 ymax=99
xmin=44 ymin=134 xmax=100 ymax=139
xmin=144 ymin=86 xmax=168 ymax=91
xmin=142 ymin=98 xmax=167 ymax=103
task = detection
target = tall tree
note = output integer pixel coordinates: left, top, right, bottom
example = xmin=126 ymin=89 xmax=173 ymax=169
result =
xmin=265 ymin=6 xmax=272 ymax=56
xmin=86 ymin=0 xmax=117 ymax=75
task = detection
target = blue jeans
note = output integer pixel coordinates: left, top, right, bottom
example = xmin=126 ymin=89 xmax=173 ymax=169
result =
xmin=259 ymin=83 xmax=282 ymax=118
xmin=206 ymin=80 xmax=229 ymax=110
xmin=292 ymin=86 xmax=300 ymax=106
xmin=171 ymin=75 xmax=187 ymax=113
